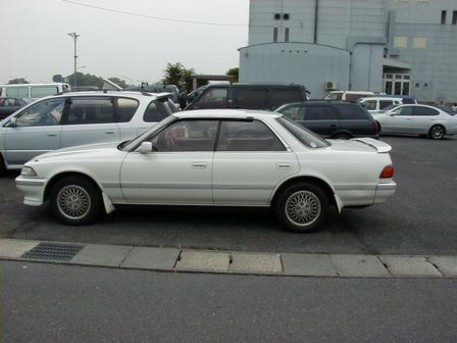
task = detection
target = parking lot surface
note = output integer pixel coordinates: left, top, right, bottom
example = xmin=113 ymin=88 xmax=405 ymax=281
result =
xmin=1 ymin=136 xmax=456 ymax=256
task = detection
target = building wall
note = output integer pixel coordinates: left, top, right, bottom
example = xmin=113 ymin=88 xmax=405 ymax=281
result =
xmin=239 ymin=43 xmax=350 ymax=97
xmin=244 ymin=0 xmax=387 ymax=98
xmin=387 ymin=0 xmax=457 ymax=102
xmin=242 ymin=0 xmax=457 ymax=102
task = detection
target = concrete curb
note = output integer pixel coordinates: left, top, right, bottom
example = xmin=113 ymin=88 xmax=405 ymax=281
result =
xmin=1 ymin=238 xmax=457 ymax=278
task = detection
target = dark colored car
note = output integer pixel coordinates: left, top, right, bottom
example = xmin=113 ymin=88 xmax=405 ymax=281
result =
xmin=185 ymin=83 xmax=307 ymax=111
xmin=275 ymin=101 xmax=379 ymax=139
xmin=0 ymin=97 xmax=32 ymax=120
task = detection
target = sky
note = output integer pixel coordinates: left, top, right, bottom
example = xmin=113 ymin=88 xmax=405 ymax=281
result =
xmin=0 ymin=0 xmax=250 ymax=85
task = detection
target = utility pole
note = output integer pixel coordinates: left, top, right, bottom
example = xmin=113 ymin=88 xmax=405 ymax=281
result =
xmin=67 ymin=32 xmax=80 ymax=87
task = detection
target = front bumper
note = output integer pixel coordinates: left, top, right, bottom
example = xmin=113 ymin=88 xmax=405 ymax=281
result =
xmin=15 ymin=176 xmax=46 ymax=206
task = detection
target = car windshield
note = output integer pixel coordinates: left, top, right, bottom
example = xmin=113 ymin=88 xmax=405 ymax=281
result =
xmin=120 ymin=115 xmax=177 ymax=151
xmin=276 ymin=116 xmax=330 ymax=148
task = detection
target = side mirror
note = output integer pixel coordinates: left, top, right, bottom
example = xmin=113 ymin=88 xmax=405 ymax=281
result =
xmin=138 ymin=141 xmax=153 ymax=154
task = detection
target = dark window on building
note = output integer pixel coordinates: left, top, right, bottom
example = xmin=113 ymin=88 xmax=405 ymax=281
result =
xmin=453 ymin=11 xmax=457 ymax=24
xmin=273 ymin=27 xmax=278 ymax=42
xmin=285 ymin=28 xmax=289 ymax=42
xmin=441 ymin=10 xmax=447 ymax=24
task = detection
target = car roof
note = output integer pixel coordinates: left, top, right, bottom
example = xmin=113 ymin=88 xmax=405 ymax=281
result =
xmin=360 ymin=97 xmax=402 ymax=101
xmin=49 ymin=91 xmax=162 ymax=100
xmin=173 ymin=109 xmax=282 ymax=120
xmin=205 ymin=83 xmax=304 ymax=89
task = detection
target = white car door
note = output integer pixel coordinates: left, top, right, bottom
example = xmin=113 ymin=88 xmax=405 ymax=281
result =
xmin=3 ymin=98 xmax=64 ymax=166
xmin=120 ymin=119 xmax=218 ymax=204
xmin=60 ymin=97 xmax=120 ymax=148
xmin=212 ymin=120 xmax=299 ymax=206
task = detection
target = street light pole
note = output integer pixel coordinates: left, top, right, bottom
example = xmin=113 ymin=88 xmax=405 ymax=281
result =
xmin=67 ymin=32 xmax=80 ymax=88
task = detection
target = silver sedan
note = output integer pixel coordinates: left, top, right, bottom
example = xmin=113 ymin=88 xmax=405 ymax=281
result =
xmin=373 ymin=104 xmax=457 ymax=139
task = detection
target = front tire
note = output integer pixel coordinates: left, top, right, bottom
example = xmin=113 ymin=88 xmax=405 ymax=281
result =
xmin=428 ymin=125 xmax=445 ymax=140
xmin=274 ymin=182 xmax=328 ymax=233
xmin=49 ymin=176 xmax=102 ymax=225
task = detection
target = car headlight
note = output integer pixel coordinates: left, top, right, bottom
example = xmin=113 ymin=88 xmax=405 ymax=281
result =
xmin=20 ymin=166 xmax=37 ymax=177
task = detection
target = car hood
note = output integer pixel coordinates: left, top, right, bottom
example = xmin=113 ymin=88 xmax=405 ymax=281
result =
xmin=30 ymin=142 xmax=122 ymax=162
xmin=328 ymin=137 xmax=392 ymax=153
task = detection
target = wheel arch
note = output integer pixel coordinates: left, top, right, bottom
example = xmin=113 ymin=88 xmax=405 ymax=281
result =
xmin=44 ymin=171 xmax=103 ymax=203
xmin=271 ymin=176 xmax=337 ymax=209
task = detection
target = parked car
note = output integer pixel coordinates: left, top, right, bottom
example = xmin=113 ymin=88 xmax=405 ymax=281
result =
xmin=0 ymin=91 xmax=178 ymax=174
xmin=124 ymin=84 xmax=180 ymax=104
xmin=275 ymin=101 xmax=379 ymax=139
xmin=358 ymin=96 xmax=403 ymax=113
xmin=374 ymin=104 xmax=457 ymax=139
xmin=184 ymin=83 xmax=307 ymax=111
xmin=15 ymin=109 xmax=396 ymax=232
xmin=324 ymin=90 xmax=375 ymax=101
xmin=0 ymin=97 xmax=32 ymax=120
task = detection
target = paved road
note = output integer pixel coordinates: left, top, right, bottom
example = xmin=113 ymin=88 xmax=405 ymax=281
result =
xmin=3 ymin=260 xmax=457 ymax=342
xmin=1 ymin=136 xmax=456 ymax=255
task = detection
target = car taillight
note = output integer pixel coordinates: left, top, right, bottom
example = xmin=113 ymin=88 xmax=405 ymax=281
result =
xmin=371 ymin=120 xmax=380 ymax=133
xmin=380 ymin=165 xmax=395 ymax=178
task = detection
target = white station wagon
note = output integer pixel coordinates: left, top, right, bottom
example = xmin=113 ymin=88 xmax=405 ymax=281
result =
xmin=0 ymin=91 xmax=178 ymax=174
xmin=15 ymin=110 xmax=396 ymax=232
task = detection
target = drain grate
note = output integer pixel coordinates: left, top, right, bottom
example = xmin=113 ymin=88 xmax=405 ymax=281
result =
xmin=21 ymin=242 xmax=84 ymax=262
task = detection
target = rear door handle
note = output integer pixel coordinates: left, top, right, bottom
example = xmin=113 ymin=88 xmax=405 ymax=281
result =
xmin=47 ymin=133 xmax=58 ymax=137
xmin=105 ymin=131 xmax=115 ymax=135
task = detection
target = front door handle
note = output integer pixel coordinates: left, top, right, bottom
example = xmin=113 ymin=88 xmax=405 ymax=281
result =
xmin=191 ymin=162 xmax=207 ymax=169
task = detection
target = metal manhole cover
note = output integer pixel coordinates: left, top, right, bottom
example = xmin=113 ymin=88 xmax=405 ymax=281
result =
xmin=21 ymin=242 xmax=84 ymax=262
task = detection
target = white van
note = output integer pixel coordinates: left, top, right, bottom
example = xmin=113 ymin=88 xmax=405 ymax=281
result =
xmin=325 ymin=90 xmax=375 ymax=102
xmin=358 ymin=96 xmax=403 ymax=113
xmin=0 ymin=83 xmax=70 ymax=100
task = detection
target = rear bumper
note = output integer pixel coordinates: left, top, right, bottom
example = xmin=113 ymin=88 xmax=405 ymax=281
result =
xmin=374 ymin=181 xmax=397 ymax=203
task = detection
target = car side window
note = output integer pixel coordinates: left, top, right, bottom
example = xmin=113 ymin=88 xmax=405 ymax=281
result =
xmin=150 ymin=120 xmax=218 ymax=152
xmin=233 ymin=89 xmax=269 ymax=109
xmin=66 ymin=98 xmax=115 ymax=125
xmin=281 ymin=106 xmax=305 ymax=121
xmin=15 ymin=99 xmax=65 ymax=127
xmin=413 ymin=106 xmax=439 ymax=116
xmin=143 ymin=101 xmax=168 ymax=122
xmin=303 ymin=106 xmax=337 ymax=120
xmin=338 ymin=104 xmax=367 ymax=120
xmin=217 ymin=120 xmax=286 ymax=152
xmin=399 ymin=106 xmax=413 ymax=116
xmin=365 ymin=100 xmax=377 ymax=110
xmin=198 ymin=89 xmax=228 ymax=106
xmin=379 ymin=100 xmax=394 ymax=109
xmin=117 ymin=98 xmax=139 ymax=122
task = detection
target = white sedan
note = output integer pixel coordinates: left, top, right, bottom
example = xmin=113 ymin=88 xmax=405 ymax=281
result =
xmin=15 ymin=110 xmax=396 ymax=232
xmin=373 ymin=104 xmax=457 ymax=139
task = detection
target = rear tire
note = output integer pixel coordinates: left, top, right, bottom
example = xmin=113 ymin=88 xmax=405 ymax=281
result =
xmin=274 ymin=182 xmax=328 ymax=233
xmin=428 ymin=125 xmax=445 ymax=140
xmin=49 ymin=176 xmax=102 ymax=225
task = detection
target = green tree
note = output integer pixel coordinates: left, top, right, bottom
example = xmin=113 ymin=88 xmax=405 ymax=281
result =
xmin=52 ymin=74 xmax=65 ymax=83
xmin=8 ymin=78 xmax=29 ymax=84
xmin=108 ymin=77 xmax=127 ymax=89
xmin=163 ymin=62 xmax=195 ymax=92
xmin=226 ymin=67 xmax=239 ymax=82
xmin=66 ymin=72 xmax=104 ymax=88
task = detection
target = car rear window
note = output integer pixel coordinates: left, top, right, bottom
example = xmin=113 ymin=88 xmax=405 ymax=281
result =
xmin=277 ymin=117 xmax=330 ymax=148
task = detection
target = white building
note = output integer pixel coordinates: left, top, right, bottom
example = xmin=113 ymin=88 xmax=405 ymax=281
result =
xmin=239 ymin=0 xmax=457 ymax=102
